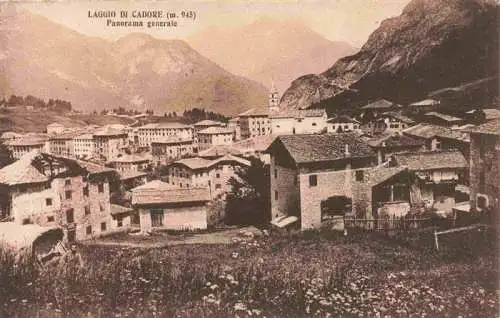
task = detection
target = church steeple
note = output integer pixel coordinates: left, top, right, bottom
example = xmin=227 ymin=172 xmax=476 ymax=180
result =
xmin=269 ymin=80 xmax=280 ymax=112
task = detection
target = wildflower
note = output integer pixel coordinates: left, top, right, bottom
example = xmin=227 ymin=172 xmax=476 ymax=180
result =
xmin=234 ymin=302 xmax=247 ymax=311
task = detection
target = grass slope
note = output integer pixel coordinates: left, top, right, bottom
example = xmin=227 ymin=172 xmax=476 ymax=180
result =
xmin=0 ymin=230 xmax=497 ymax=317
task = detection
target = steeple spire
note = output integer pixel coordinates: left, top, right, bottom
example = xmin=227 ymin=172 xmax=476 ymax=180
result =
xmin=269 ymin=79 xmax=280 ymax=112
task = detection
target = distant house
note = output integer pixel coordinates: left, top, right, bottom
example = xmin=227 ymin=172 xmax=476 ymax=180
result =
xmin=270 ymin=108 xmax=327 ymax=135
xmin=7 ymin=136 xmax=48 ymax=159
xmin=467 ymin=119 xmax=500 ymax=219
xmin=131 ymin=180 xmax=212 ymax=232
xmin=0 ymin=152 xmax=120 ymax=242
xmin=238 ymin=108 xmax=271 ymax=140
xmin=228 ymin=117 xmax=241 ymax=141
xmin=73 ymin=133 xmax=94 ymax=159
xmin=151 ymin=138 xmax=195 ymax=166
xmin=197 ymin=127 xmax=234 ymax=151
xmin=167 ymin=155 xmax=250 ymax=199
xmin=0 ymin=132 xmax=23 ymax=144
xmin=424 ymin=112 xmax=465 ymax=127
xmin=391 ymin=150 xmax=468 ymax=214
xmin=46 ymin=123 xmax=65 ymax=135
xmin=107 ymin=154 xmax=150 ymax=173
xmin=193 ymin=120 xmax=226 ymax=137
xmin=326 ymin=115 xmax=361 ymax=134
xmin=198 ymin=145 xmax=243 ymax=160
xmin=92 ymin=128 xmax=128 ymax=161
xmin=361 ymin=99 xmax=401 ymax=118
xmin=402 ymin=124 xmax=447 ymax=151
xmin=435 ymin=128 xmax=471 ymax=161
xmin=407 ymin=99 xmax=440 ymax=116
xmin=49 ymin=132 xmax=79 ymax=158
xmin=362 ymin=111 xmax=415 ymax=136
xmin=365 ymin=133 xmax=424 ymax=165
xmin=137 ymin=123 xmax=193 ymax=148
xmin=232 ymin=134 xmax=277 ymax=164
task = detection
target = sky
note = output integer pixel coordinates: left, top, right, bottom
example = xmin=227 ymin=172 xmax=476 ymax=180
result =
xmin=16 ymin=0 xmax=410 ymax=47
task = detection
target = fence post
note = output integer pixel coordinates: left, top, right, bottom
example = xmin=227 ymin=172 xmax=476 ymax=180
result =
xmin=434 ymin=230 xmax=439 ymax=251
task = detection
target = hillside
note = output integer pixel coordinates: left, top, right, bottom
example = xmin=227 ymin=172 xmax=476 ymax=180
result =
xmin=0 ymin=108 xmax=134 ymax=133
xmin=188 ymin=18 xmax=357 ymax=93
xmin=280 ymin=0 xmax=499 ymax=111
xmin=0 ymin=10 xmax=268 ymax=116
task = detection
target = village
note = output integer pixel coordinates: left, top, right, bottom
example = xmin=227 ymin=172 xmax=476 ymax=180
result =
xmin=0 ymin=82 xmax=498 ymax=249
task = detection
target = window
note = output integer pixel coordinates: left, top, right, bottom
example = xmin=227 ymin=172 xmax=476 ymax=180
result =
xmin=117 ymin=217 xmax=123 ymax=227
xmin=294 ymin=175 xmax=298 ymax=185
xmin=99 ymin=203 xmax=104 ymax=212
xmin=66 ymin=209 xmax=74 ymax=223
xmin=216 ymin=173 xmax=220 ymax=178
xmin=83 ymin=186 xmax=89 ymax=197
xmin=356 ymin=170 xmax=364 ymax=182
xmin=86 ymin=225 xmax=92 ymax=235
xmin=309 ymin=175 xmax=317 ymax=187
xmin=274 ymin=190 xmax=278 ymax=201
xmin=98 ymin=183 xmax=104 ymax=193
xmin=274 ymin=169 xmax=278 ymax=178
xmin=84 ymin=205 xmax=91 ymax=215
xmin=46 ymin=198 xmax=53 ymax=206
xmin=65 ymin=190 xmax=72 ymax=200
xmin=47 ymin=216 xmax=55 ymax=222
xmin=65 ymin=179 xmax=71 ymax=186
xmin=101 ymin=222 xmax=107 ymax=231
xmin=19 ymin=185 xmax=27 ymax=194
xmin=312 ymin=123 xmax=317 ymax=126
xmin=215 ymin=184 xmax=221 ymax=189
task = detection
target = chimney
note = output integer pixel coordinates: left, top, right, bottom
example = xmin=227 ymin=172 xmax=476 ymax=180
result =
xmin=345 ymin=144 xmax=350 ymax=156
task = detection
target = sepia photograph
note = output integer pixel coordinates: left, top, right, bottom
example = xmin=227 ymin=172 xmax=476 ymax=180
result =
xmin=0 ymin=0 xmax=498 ymax=316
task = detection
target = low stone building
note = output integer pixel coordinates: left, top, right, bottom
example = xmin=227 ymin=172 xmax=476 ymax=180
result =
xmin=193 ymin=119 xmax=226 ymax=137
xmin=270 ymin=109 xmax=327 ymax=135
xmin=107 ymin=154 xmax=150 ymax=173
xmin=131 ymin=180 xmax=211 ymax=232
xmin=7 ymin=136 xmax=48 ymax=159
xmin=365 ymin=133 xmax=424 ymax=165
xmin=326 ymin=115 xmax=361 ymax=134
xmin=403 ymin=124 xmax=447 ymax=151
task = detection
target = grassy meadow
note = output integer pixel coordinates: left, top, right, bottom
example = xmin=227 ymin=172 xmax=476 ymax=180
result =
xmin=0 ymin=229 xmax=497 ymax=317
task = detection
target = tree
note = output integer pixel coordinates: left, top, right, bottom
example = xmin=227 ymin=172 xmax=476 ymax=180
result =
xmin=225 ymin=157 xmax=270 ymax=225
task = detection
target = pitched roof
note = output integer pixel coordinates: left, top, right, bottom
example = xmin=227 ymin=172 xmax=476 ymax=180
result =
xmin=367 ymin=167 xmax=408 ymax=186
xmin=93 ymin=127 xmax=127 ymax=137
xmin=403 ymin=124 xmax=447 ymax=139
xmin=228 ymin=117 xmax=239 ymax=123
xmin=408 ymin=99 xmax=440 ymax=107
xmin=267 ymin=133 xmax=374 ymax=164
xmin=131 ymin=182 xmax=210 ymax=205
xmin=233 ymin=134 xmax=278 ymax=152
xmin=110 ymin=204 xmax=133 ymax=216
xmin=0 ymin=132 xmax=22 ymax=140
xmin=269 ymin=108 xmax=325 ymax=119
xmin=72 ymin=159 xmax=115 ymax=175
xmin=467 ymin=118 xmax=500 ymax=136
xmin=436 ymin=128 xmax=470 ymax=143
xmin=238 ymin=108 xmax=269 ymax=117
xmin=172 ymin=155 xmax=250 ymax=170
xmin=193 ymin=119 xmax=225 ymax=127
xmin=118 ymin=170 xmax=148 ymax=181
xmin=108 ymin=154 xmax=150 ymax=164
xmin=73 ymin=133 xmax=93 ymax=140
xmin=483 ymin=108 xmax=500 ymax=121
xmin=151 ymin=137 xmax=193 ymax=145
xmin=382 ymin=111 xmax=415 ymax=124
xmin=50 ymin=132 xmax=80 ymax=140
xmin=198 ymin=145 xmax=243 ymax=158
xmin=7 ymin=136 xmax=46 ymax=146
xmin=366 ymin=133 xmax=423 ymax=148
xmin=327 ymin=115 xmax=360 ymax=124
xmin=361 ymin=99 xmax=398 ymax=110
xmin=0 ymin=151 xmax=48 ymax=185
xmin=139 ymin=122 xmax=191 ymax=130
xmin=424 ymin=112 xmax=464 ymax=123
xmin=198 ymin=127 xmax=234 ymax=135
xmin=392 ymin=150 xmax=467 ymax=170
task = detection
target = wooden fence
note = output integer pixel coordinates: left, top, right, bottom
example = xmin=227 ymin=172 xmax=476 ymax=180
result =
xmin=344 ymin=216 xmax=431 ymax=232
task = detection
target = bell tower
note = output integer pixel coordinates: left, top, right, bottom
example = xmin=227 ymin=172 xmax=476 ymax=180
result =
xmin=269 ymin=80 xmax=280 ymax=113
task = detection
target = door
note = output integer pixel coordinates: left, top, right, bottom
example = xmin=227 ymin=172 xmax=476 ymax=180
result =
xmin=150 ymin=208 xmax=164 ymax=227
xmin=67 ymin=229 xmax=76 ymax=242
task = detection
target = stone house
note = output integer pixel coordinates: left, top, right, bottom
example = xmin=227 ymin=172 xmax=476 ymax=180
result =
xmin=270 ymin=109 xmax=327 ymax=135
xmin=197 ymin=127 xmax=234 ymax=151
xmin=406 ymin=99 xmax=440 ymax=116
xmin=435 ymin=128 xmax=471 ymax=161
xmin=403 ymin=124 xmax=447 ymax=151
xmin=0 ymin=152 xmax=120 ymax=242
xmin=107 ymin=154 xmax=150 ymax=173
xmin=266 ymin=134 xmax=417 ymax=230
xmin=424 ymin=112 xmax=465 ymax=127
xmin=228 ymin=117 xmax=241 ymax=141
xmin=360 ymin=99 xmax=401 ymax=118
xmin=391 ymin=150 xmax=468 ymax=214
xmin=151 ymin=138 xmax=195 ymax=166
xmin=238 ymin=108 xmax=271 ymax=140
xmin=468 ymin=120 xmax=500 ymax=221
xmin=131 ymin=180 xmax=212 ymax=232
xmin=326 ymin=115 xmax=361 ymax=134
xmin=362 ymin=111 xmax=415 ymax=136
xmin=46 ymin=123 xmax=65 ymax=135
xmin=193 ymin=120 xmax=226 ymax=137
xmin=365 ymin=133 xmax=424 ymax=165
xmin=167 ymin=155 xmax=250 ymax=199
xmin=49 ymin=132 xmax=78 ymax=158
